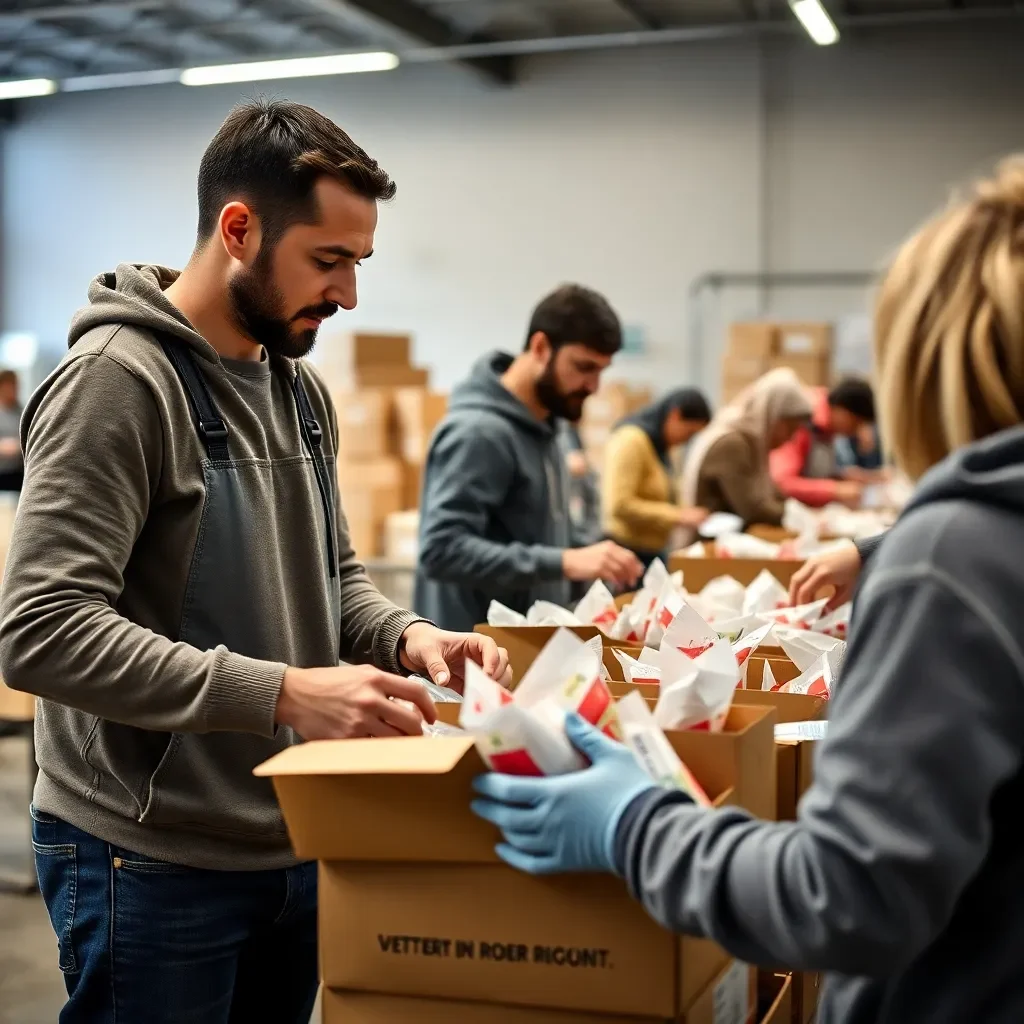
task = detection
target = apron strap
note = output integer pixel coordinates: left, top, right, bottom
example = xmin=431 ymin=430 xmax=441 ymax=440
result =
xmin=159 ymin=338 xmax=230 ymax=462
xmin=291 ymin=370 xmax=337 ymax=579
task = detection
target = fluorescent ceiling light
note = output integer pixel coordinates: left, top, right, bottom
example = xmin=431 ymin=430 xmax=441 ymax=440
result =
xmin=790 ymin=0 xmax=840 ymax=46
xmin=0 ymin=78 xmax=57 ymax=100
xmin=181 ymin=52 xmax=399 ymax=87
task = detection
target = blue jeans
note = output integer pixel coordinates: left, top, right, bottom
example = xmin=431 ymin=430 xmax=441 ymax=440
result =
xmin=31 ymin=807 xmax=318 ymax=1024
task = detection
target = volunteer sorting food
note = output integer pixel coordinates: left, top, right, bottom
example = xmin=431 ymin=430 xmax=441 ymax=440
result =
xmin=0 ymin=99 xmax=509 ymax=1024
xmin=414 ymin=285 xmax=643 ymax=632
xmin=601 ymin=388 xmax=712 ymax=570
xmin=474 ymin=158 xmax=1024 ymax=1023
xmin=678 ymin=368 xmax=812 ymax=527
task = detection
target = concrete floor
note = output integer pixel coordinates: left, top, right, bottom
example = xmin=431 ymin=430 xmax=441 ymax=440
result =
xmin=0 ymin=732 xmax=321 ymax=1024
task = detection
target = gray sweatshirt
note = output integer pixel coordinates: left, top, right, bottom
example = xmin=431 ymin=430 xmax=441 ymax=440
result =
xmin=0 ymin=265 xmax=418 ymax=870
xmin=616 ymin=426 xmax=1024 ymax=1022
xmin=413 ymin=351 xmax=571 ymax=631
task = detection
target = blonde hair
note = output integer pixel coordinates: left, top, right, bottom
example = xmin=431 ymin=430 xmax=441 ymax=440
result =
xmin=875 ymin=157 xmax=1024 ymax=479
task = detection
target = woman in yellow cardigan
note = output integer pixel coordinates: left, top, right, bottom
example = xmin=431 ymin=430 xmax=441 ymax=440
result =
xmin=601 ymin=389 xmax=712 ymax=569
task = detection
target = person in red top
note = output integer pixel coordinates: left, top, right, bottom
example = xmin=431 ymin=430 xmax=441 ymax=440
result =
xmin=769 ymin=377 xmax=877 ymax=508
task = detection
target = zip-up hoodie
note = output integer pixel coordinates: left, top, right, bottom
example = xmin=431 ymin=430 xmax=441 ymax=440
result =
xmin=413 ymin=351 xmax=570 ymax=632
xmin=616 ymin=425 xmax=1024 ymax=1022
xmin=0 ymin=264 xmax=418 ymax=870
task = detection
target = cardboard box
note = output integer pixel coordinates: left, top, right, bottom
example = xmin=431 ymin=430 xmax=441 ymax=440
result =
xmin=258 ymin=732 xmax=760 ymax=1018
xmin=338 ymin=457 xmax=404 ymax=558
xmin=383 ymin=510 xmax=419 ymax=567
xmin=0 ymin=677 xmax=33 ymax=722
xmin=331 ymin=332 xmax=411 ymax=369
xmin=401 ymin=460 xmax=423 ymax=510
xmin=721 ymin=373 xmax=759 ymax=404
xmin=772 ymin=354 xmax=831 ymax=388
xmin=335 ymin=365 xmax=429 ymax=390
xmin=581 ymin=383 xmax=651 ymax=427
xmin=794 ymin=970 xmax=820 ymax=1024
xmin=776 ymin=323 xmax=832 ymax=359
xmin=394 ymin=389 xmax=447 ymax=464
xmin=666 ymin=556 xmax=805 ymax=592
xmin=474 ymin=624 xmax=614 ymax=684
xmin=333 ymin=389 xmax=395 ymax=461
xmin=728 ymin=323 xmax=778 ymax=360
xmin=758 ymin=973 xmax=793 ymax=1024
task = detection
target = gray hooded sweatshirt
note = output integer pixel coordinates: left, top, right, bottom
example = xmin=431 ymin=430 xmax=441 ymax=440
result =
xmin=413 ymin=351 xmax=571 ymax=631
xmin=616 ymin=425 xmax=1024 ymax=1022
xmin=0 ymin=265 xmax=418 ymax=870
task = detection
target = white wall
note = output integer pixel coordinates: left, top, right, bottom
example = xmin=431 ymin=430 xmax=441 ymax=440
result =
xmin=3 ymin=22 xmax=1023 ymax=393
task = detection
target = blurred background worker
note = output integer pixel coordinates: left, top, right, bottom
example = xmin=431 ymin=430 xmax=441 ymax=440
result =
xmin=557 ymin=417 xmax=602 ymax=548
xmin=601 ymin=389 xmax=712 ymax=570
xmin=0 ymin=370 xmax=24 ymax=493
xmin=415 ymin=285 xmax=643 ymax=631
xmin=770 ymin=376 xmax=878 ymax=508
xmin=472 ymin=155 xmax=1024 ymax=1024
xmin=678 ymin=369 xmax=812 ymax=529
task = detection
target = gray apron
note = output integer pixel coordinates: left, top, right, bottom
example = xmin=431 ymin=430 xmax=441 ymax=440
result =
xmin=140 ymin=339 xmax=341 ymax=840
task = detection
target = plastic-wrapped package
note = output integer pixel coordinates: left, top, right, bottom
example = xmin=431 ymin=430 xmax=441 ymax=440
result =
xmin=574 ymin=580 xmax=619 ymax=630
xmin=742 ymin=569 xmax=790 ymax=616
xmin=416 ymin=677 xmax=464 ymax=704
xmin=653 ymin=640 xmax=739 ymax=733
xmin=487 ymin=600 xmax=526 ymax=627
xmin=617 ymin=691 xmax=711 ymax=806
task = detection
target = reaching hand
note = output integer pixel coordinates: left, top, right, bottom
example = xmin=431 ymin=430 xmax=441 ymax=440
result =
xmin=834 ymin=481 xmax=864 ymax=510
xmin=677 ymin=506 xmax=710 ymax=528
xmin=563 ymin=541 xmax=643 ymax=589
xmin=788 ymin=540 xmax=863 ymax=610
xmin=471 ymin=713 xmax=656 ymax=875
xmin=399 ymin=622 xmax=512 ymax=692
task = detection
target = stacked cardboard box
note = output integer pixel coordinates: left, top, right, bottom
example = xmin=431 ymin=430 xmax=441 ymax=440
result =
xmin=579 ymin=382 xmax=652 ymax=469
xmin=722 ymin=322 xmax=834 ymax=403
xmin=319 ymin=333 xmax=446 ymax=559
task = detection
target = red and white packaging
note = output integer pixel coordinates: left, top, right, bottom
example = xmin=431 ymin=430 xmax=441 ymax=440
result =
xmin=574 ymin=580 xmax=619 ymax=631
xmin=814 ymin=603 xmax=852 ymax=639
xmin=742 ymin=569 xmax=790 ymax=616
xmin=617 ymin=691 xmax=711 ymax=807
xmin=772 ymin=654 xmax=834 ymax=698
xmin=583 ymin=634 xmax=612 ymax=682
xmin=776 ymin=626 xmax=846 ymax=674
xmin=662 ymin=600 xmax=719 ymax=659
xmin=761 ymin=660 xmax=777 ymax=691
xmin=654 ymin=639 xmax=739 ymax=733
xmin=645 ymin=578 xmax=686 ymax=648
xmin=613 ymin=647 xmax=662 ymax=684
xmin=731 ymin=622 xmax=776 ymax=687
xmin=758 ymin=597 xmax=830 ymax=631
xmin=526 ymin=600 xmax=581 ymax=627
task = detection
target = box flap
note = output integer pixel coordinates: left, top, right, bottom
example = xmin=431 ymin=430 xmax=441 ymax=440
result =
xmin=733 ymin=689 xmax=827 ymax=723
xmin=255 ymin=736 xmax=475 ymax=777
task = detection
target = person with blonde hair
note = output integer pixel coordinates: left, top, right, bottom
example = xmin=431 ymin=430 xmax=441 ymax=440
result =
xmin=472 ymin=157 xmax=1024 ymax=1022
xmin=678 ymin=367 xmax=812 ymax=526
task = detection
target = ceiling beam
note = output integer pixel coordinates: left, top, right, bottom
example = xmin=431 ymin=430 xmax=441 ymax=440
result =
xmin=300 ymin=0 xmax=514 ymax=84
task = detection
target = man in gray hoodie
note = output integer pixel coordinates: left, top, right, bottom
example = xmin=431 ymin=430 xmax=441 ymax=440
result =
xmin=414 ymin=285 xmax=643 ymax=631
xmin=0 ymin=99 xmax=507 ymax=1023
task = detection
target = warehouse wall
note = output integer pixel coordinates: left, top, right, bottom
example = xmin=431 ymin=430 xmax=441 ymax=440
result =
xmin=3 ymin=21 xmax=1023 ymax=392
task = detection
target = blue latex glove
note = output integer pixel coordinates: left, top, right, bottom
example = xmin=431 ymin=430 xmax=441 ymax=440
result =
xmin=471 ymin=712 xmax=656 ymax=875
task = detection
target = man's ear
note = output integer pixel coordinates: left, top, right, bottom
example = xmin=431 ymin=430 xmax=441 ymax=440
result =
xmin=218 ymin=201 xmax=262 ymax=262
xmin=527 ymin=331 xmax=552 ymax=363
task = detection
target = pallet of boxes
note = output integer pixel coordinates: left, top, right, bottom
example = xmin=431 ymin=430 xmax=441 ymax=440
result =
xmin=257 ymin=595 xmax=804 ymax=1024
xmin=722 ymin=322 xmax=833 ymax=403
xmin=316 ymin=332 xmax=447 ymax=566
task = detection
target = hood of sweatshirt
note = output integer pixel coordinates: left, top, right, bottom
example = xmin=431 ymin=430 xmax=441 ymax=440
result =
xmin=68 ymin=264 xmax=218 ymax=365
xmin=902 ymin=424 xmax=1024 ymax=521
xmin=448 ymin=351 xmax=555 ymax=442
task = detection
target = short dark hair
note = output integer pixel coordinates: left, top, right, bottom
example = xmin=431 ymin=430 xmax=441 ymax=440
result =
xmin=829 ymin=377 xmax=876 ymax=422
xmin=525 ymin=284 xmax=622 ymax=356
xmin=196 ymin=98 xmax=396 ymax=246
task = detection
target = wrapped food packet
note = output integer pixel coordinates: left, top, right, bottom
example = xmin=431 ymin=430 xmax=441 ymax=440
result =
xmin=814 ymin=603 xmax=852 ymax=639
xmin=772 ymin=654 xmax=833 ymax=698
xmin=654 ymin=640 xmax=739 ymax=732
xmin=574 ymin=580 xmax=619 ymax=630
xmin=731 ymin=622 xmax=775 ymax=687
xmin=697 ymin=511 xmax=744 ymax=539
xmin=487 ymin=600 xmax=526 ymax=627
xmin=415 ymin=676 xmax=464 ymax=704
xmin=583 ymin=635 xmax=612 ymax=682
xmin=613 ymin=647 xmax=662 ymax=684
xmin=645 ymin=579 xmax=686 ymax=648
xmin=758 ymin=597 xmax=830 ymax=631
xmin=716 ymin=533 xmax=781 ymax=559
xmin=662 ymin=601 xmax=718 ymax=658
xmin=761 ymin=660 xmax=777 ymax=691
xmin=776 ymin=626 xmax=846 ymax=674
xmin=698 ymin=575 xmax=747 ymax=616
xmin=782 ymin=497 xmax=817 ymax=535
xmin=678 ymin=541 xmax=706 ymax=558
xmin=526 ymin=600 xmax=582 ymax=627
xmin=742 ymin=569 xmax=790 ymax=616
xmin=617 ymin=691 xmax=711 ymax=806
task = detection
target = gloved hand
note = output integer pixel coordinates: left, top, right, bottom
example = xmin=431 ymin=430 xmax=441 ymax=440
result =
xmin=471 ymin=712 xmax=656 ymax=875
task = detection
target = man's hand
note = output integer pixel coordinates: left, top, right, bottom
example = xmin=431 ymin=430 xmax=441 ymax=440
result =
xmin=399 ymin=621 xmax=512 ymax=692
xmin=788 ymin=540 xmax=863 ymax=610
xmin=275 ymin=664 xmax=437 ymax=740
xmin=677 ymin=506 xmax=710 ymax=528
xmin=563 ymin=541 xmax=643 ymax=589
xmin=0 ymin=438 xmax=20 ymax=458
xmin=834 ymin=481 xmax=863 ymax=509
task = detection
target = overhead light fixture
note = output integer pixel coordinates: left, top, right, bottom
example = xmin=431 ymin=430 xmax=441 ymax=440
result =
xmin=789 ymin=0 xmax=840 ymax=46
xmin=0 ymin=78 xmax=57 ymax=100
xmin=180 ymin=51 xmax=399 ymax=87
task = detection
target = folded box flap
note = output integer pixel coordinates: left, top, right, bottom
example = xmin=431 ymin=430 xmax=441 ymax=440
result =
xmin=254 ymin=736 xmax=476 ymax=778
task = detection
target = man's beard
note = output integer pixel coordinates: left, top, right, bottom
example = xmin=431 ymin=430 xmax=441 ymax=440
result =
xmin=228 ymin=250 xmax=336 ymax=360
xmin=535 ymin=361 xmax=590 ymax=420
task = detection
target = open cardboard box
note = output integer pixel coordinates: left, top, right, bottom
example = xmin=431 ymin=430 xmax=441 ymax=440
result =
xmin=475 ymin=625 xmax=636 ymax=685
xmin=666 ymin=555 xmax=804 ymax=593
xmin=258 ymin=705 xmax=775 ymax=1018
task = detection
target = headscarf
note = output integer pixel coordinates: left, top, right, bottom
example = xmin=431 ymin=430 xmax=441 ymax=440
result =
xmin=615 ymin=388 xmax=712 ymax=465
xmin=680 ymin=368 xmax=813 ymax=507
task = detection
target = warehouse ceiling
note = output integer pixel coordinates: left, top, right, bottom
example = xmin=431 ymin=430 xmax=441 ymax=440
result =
xmin=0 ymin=0 xmax=1020 ymax=87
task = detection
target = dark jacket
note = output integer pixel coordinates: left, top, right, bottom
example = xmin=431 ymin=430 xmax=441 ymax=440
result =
xmin=616 ymin=425 xmax=1024 ymax=1022
xmin=413 ymin=352 xmax=570 ymax=631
